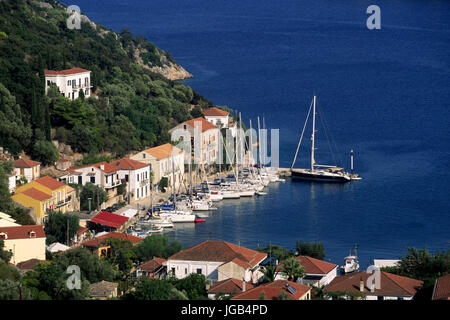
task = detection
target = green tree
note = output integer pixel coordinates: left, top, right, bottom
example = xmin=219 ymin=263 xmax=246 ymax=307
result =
xmin=0 ymin=239 xmax=12 ymax=263
xmin=169 ymin=274 xmax=208 ymax=300
xmin=32 ymin=140 xmax=59 ymax=165
xmin=295 ymin=241 xmax=326 ymax=260
xmin=103 ymin=238 xmax=137 ymax=278
xmin=260 ymin=265 xmax=276 ymax=284
xmin=122 ymin=278 xmax=177 ymax=300
xmin=279 ymin=257 xmax=305 ymax=282
xmin=80 ymin=182 xmax=108 ymax=211
xmin=258 ymin=244 xmax=294 ymax=263
xmin=44 ymin=211 xmax=79 ymax=245
xmin=134 ymin=235 xmax=182 ymax=262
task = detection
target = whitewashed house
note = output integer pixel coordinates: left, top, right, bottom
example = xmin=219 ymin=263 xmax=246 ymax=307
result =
xmin=203 ymin=107 xmax=237 ymax=137
xmin=275 ymin=256 xmax=338 ymax=287
xmin=166 ymin=240 xmax=267 ymax=284
xmin=44 ymin=68 xmax=92 ymax=100
xmin=14 ymin=158 xmax=40 ymax=183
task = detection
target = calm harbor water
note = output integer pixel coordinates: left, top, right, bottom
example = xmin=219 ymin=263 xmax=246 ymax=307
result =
xmin=70 ymin=0 xmax=450 ymax=268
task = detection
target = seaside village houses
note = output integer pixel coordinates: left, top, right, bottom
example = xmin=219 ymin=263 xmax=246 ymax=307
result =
xmin=169 ymin=117 xmax=220 ymax=166
xmin=202 ymin=107 xmax=237 ymax=136
xmin=131 ymin=143 xmax=184 ymax=192
xmin=60 ymin=158 xmax=151 ymax=206
xmin=44 ymin=67 xmax=92 ymax=100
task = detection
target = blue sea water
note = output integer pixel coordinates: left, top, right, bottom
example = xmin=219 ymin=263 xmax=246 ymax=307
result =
xmin=68 ymin=0 xmax=450 ymax=267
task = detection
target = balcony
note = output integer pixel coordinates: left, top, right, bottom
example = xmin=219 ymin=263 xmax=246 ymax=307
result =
xmin=139 ymin=179 xmax=149 ymax=187
xmin=105 ymin=180 xmax=122 ymax=189
xmin=71 ymin=83 xmax=91 ymax=89
xmin=54 ymin=196 xmax=71 ymax=208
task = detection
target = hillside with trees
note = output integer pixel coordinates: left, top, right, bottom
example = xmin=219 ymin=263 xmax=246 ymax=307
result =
xmin=0 ymin=0 xmax=213 ymax=160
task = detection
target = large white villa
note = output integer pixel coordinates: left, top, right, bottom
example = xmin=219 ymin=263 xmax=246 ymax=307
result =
xmin=44 ymin=67 xmax=92 ymax=100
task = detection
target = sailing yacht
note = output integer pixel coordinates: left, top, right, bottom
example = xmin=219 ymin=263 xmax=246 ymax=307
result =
xmin=291 ymin=96 xmax=352 ymax=182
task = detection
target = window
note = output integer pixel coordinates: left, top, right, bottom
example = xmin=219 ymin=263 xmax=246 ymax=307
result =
xmin=47 ymin=80 xmax=51 ymax=86
xmin=68 ymin=80 xmax=71 ymax=86
xmin=85 ymin=89 xmax=89 ymax=95
xmin=0 ymin=233 xmax=6 ymax=240
xmin=377 ymin=296 xmax=384 ymax=301
xmin=137 ymin=174 xmax=139 ymax=182
xmin=106 ymin=176 xmax=109 ymax=183
xmin=185 ymin=268 xmax=188 ymax=274
xmin=196 ymin=268 xmax=202 ymax=275
xmin=171 ymin=267 xmax=175 ymax=274
xmin=28 ymin=231 xmax=36 ymax=238
xmin=143 ymin=153 xmax=146 ymax=159
xmin=90 ymin=176 xmax=95 ymax=183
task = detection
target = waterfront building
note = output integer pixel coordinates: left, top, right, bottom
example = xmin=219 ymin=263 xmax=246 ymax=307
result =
xmin=166 ymin=240 xmax=267 ymax=284
xmin=231 ymin=280 xmax=311 ymax=300
xmin=0 ymin=225 xmax=46 ymax=265
xmin=44 ymin=67 xmax=92 ymax=100
xmin=322 ymin=271 xmax=423 ymax=300
xmin=169 ymin=117 xmax=220 ymax=165
xmin=275 ymin=256 xmax=338 ymax=287
xmin=131 ymin=143 xmax=184 ymax=191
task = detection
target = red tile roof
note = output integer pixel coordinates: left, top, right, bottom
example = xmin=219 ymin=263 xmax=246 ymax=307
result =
xmin=184 ymin=117 xmax=218 ymax=132
xmin=202 ymin=107 xmax=229 ymax=117
xmin=44 ymin=68 xmax=90 ymax=75
xmin=276 ymin=256 xmax=337 ymax=275
xmin=81 ymin=232 xmax=142 ymax=248
xmin=208 ymin=278 xmax=254 ymax=295
xmin=106 ymin=158 xmax=148 ymax=172
xmin=137 ymin=257 xmax=166 ymax=272
xmin=168 ymin=240 xmax=267 ymax=268
xmin=35 ymin=176 xmax=67 ymax=190
xmin=16 ymin=258 xmax=46 ymax=270
xmin=323 ymin=271 xmax=423 ymax=297
xmin=433 ymin=274 xmax=450 ymax=300
xmin=0 ymin=225 xmax=46 ymax=240
xmin=21 ymin=188 xmax=52 ymax=201
xmin=89 ymin=211 xmax=129 ymax=229
xmin=231 ymin=280 xmax=310 ymax=300
xmin=14 ymin=158 xmax=40 ymax=168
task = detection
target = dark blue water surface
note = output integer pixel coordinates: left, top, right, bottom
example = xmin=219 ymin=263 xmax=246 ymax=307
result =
xmin=68 ymin=0 xmax=450 ymax=267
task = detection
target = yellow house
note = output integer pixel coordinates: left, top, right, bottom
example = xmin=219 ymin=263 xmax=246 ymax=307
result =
xmin=13 ymin=176 xmax=72 ymax=221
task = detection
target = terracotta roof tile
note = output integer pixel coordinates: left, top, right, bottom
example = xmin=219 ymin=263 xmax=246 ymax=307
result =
xmin=137 ymin=257 xmax=166 ymax=272
xmin=35 ymin=176 xmax=66 ymax=190
xmin=433 ymin=274 xmax=450 ymax=300
xmin=276 ymin=256 xmax=337 ymax=275
xmin=202 ymin=107 xmax=229 ymax=117
xmin=16 ymin=258 xmax=45 ymax=270
xmin=231 ymin=280 xmax=310 ymax=300
xmin=208 ymin=278 xmax=254 ymax=295
xmin=323 ymin=271 xmax=423 ymax=297
xmin=44 ymin=68 xmax=90 ymax=75
xmin=20 ymin=188 xmax=52 ymax=201
xmin=184 ymin=117 xmax=218 ymax=132
xmin=14 ymin=158 xmax=40 ymax=168
xmin=0 ymin=225 xmax=46 ymax=240
xmin=141 ymin=143 xmax=183 ymax=160
xmin=168 ymin=240 xmax=267 ymax=268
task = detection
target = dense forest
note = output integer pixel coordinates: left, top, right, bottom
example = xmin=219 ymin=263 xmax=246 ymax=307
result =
xmin=0 ymin=0 xmax=212 ymax=160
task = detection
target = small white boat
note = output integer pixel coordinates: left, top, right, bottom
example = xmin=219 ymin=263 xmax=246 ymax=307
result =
xmin=147 ymin=218 xmax=174 ymax=228
xmin=221 ymin=189 xmax=241 ymax=199
xmin=340 ymin=245 xmax=360 ymax=274
xmin=256 ymin=191 xmax=267 ymax=196
xmin=158 ymin=211 xmax=196 ymax=223
xmin=239 ymin=189 xmax=255 ymax=197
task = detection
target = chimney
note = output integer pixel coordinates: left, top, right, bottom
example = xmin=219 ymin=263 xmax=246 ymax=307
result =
xmin=370 ymin=283 xmax=375 ymax=293
xmin=100 ymin=164 xmax=105 ymax=170
xmin=359 ymin=278 xmax=364 ymax=292
xmin=242 ymin=279 xmax=246 ymax=292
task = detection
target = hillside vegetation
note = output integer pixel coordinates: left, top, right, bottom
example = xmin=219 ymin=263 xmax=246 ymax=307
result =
xmin=0 ymin=0 xmax=211 ymax=159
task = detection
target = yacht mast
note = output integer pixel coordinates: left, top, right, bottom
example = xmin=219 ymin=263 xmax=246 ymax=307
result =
xmin=311 ymin=95 xmax=316 ymax=171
